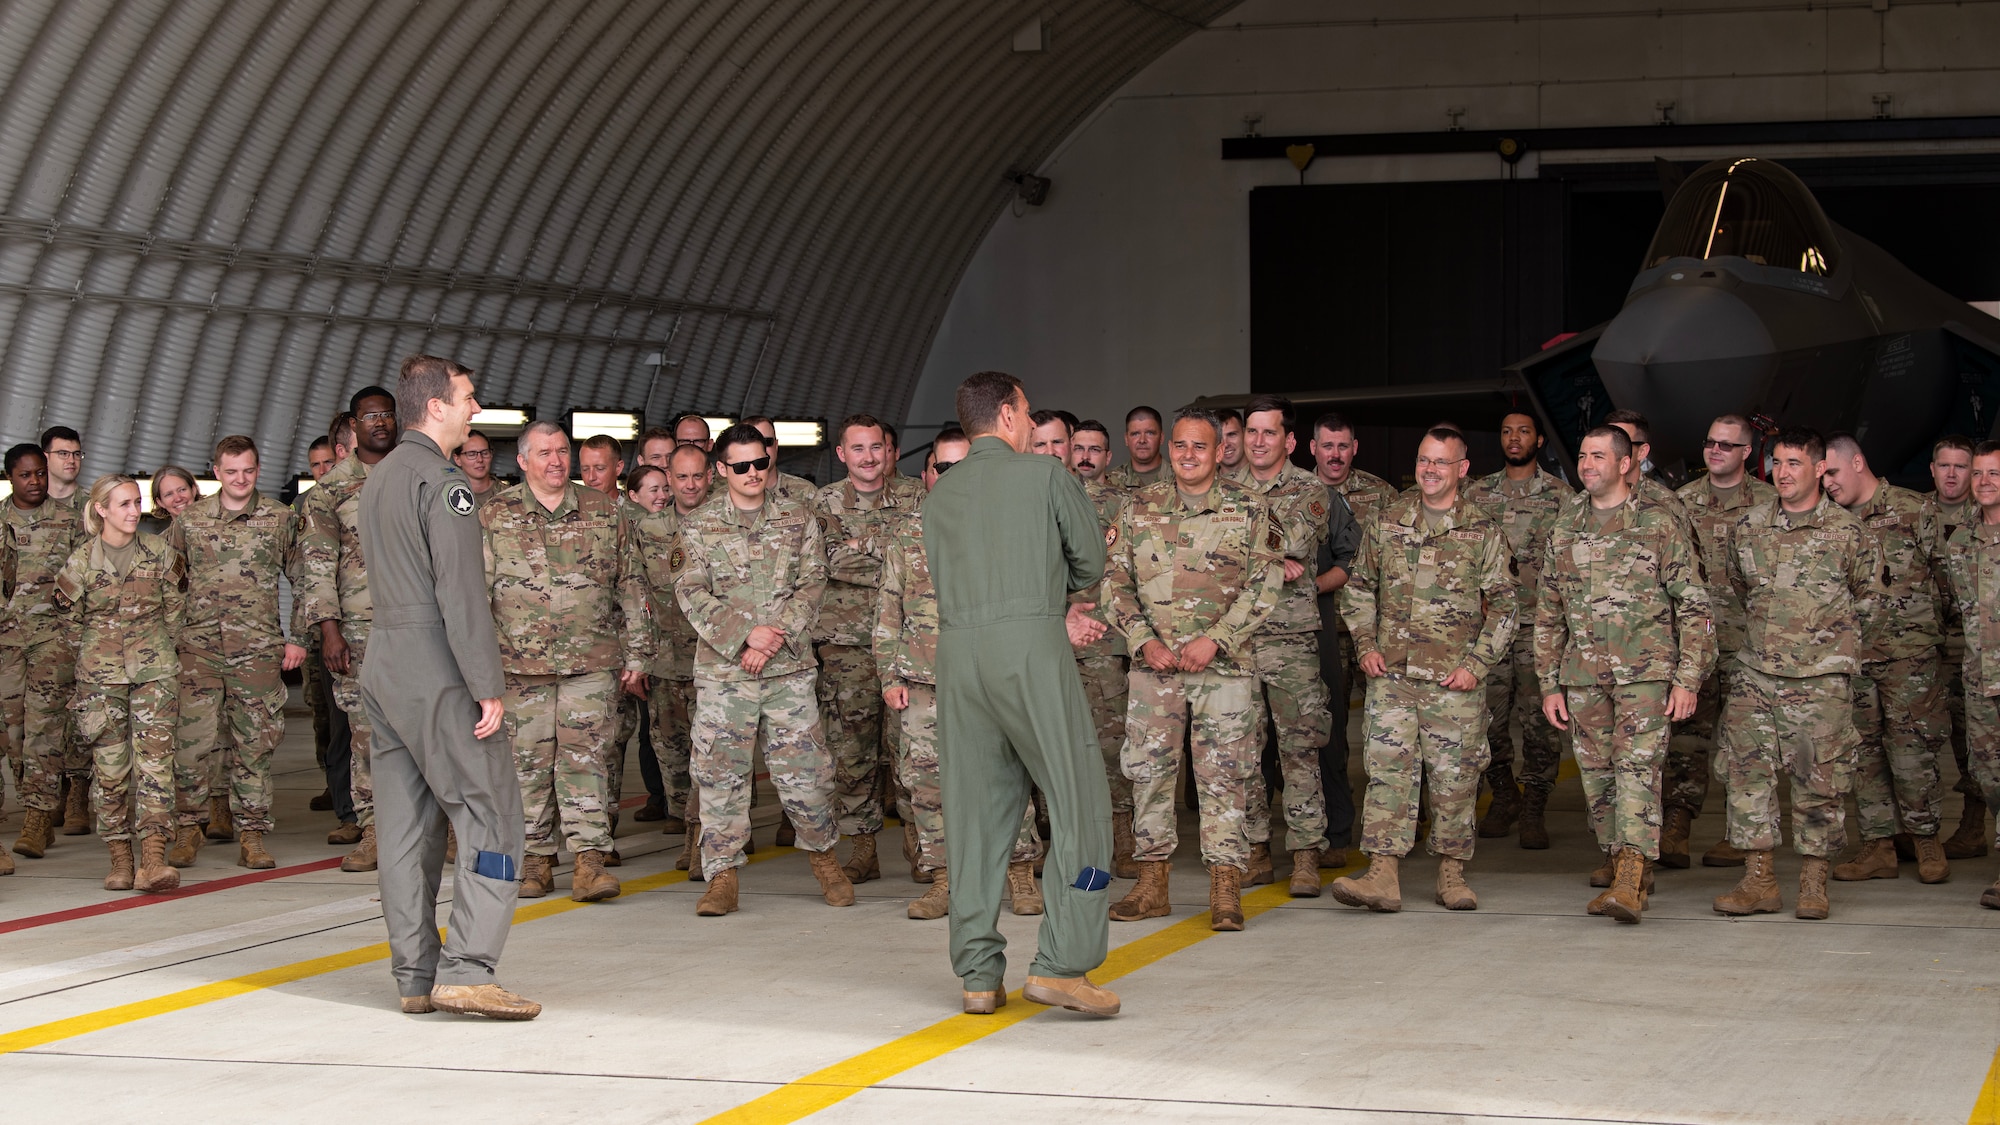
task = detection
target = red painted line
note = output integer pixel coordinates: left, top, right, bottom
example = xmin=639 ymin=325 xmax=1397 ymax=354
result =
xmin=0 ymin=857 xmax=345 ymax=936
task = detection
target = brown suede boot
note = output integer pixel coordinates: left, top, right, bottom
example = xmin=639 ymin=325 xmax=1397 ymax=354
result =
xmin=1434 ymin=856 xmax=1477 ymax=910
xmin=1478 ymin=764 xmax=1521 ymax=837
xmin=60 ymin=779 xmax=90 ymax=836
xmin=774 ymin=815 xmax=796 ymax=848
xmin=1288 ymin=849 xmax=1322 ymax=898
xmin=1318 ymin=847 xmax=1348 ymax=868
xmin=809 ymin=848 xmax=856 ymax=906
xmin=1208 ymin=864 xmax=1245 ymax=931
xmin=1981 ymin=879 xmax=2000 ymax=910
xmin=203 ymin=795 xmax=233 ymax=841
xmin=519 ymin=853 xmax=554 ymax=898
xmin=1943 ymin=794 xmax=1989 ymax=859
xmin=1109 ymin=860 xmax=1171 ymax=921
xmin=1712 ymin=849 xmax=1781 ymax=915
xmin=169 ymin=824 xmax=203 ymax=868
xmin=13 ymin=809 xmax=52 ymax=858
xmin=134 ymin=833 xmax=180 ymax=893
xmin=1111 ymin=810 xmax=1138 ymax=879
xmin=1702 ymin=838 xmax=1747 ymax=867
xmin=103 ymin=839 xmax=135 ymax=891
xmin=842 ymin=832 xmax=880 ymax=884
xmin=908 ymin=868 xmax=949 ymax=919
xmin=237 ymin=829 xmax=275 ymax=870
xmin=1659 ymin=806 xmax=1693 ymax=869
xmin=696 ymin=867 xmax=739 ymax=915
xmin=1832 ymin=837 xmax=1899 ymax=881
xmin=1329 ymin=854 xmax=1402 ymax=912
xmin=1246 ymin=841 xmax=1274 ymax=886
xmin=339 ymin=823 xmax=377 ymax=872
xmin=1516 ymin=786 xmax=1550 ymax=850
xmin=1589 ymin=849 xmax=1615 ymax=888
xmin=1913 ymin=834 xmax=1950 ymax=884
xmin=1007 ymin=861 xmax=1044 ymax=915
xmin=570 ymin=849 xmax=621 ymax=902
xmin=677 ymin=814 xmax=700 ymax=875
xmin=1797 ymin=855 xmax=1831 ymax=919
xmin=0 ymin=847 xmax=11 ymax=876
xmin=326 ymin=821 xmax=362 ymax=846
xmin=1601 ymin=847 xmax=1646 ymax=924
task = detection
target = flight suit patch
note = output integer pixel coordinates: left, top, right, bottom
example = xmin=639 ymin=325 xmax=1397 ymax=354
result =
xmin=446 ymin=483 xmax=475 ymax=516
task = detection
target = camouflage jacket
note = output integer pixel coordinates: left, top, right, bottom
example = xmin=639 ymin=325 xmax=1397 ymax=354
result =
xmin=0 ymin=498 xmax=85 ymax=648
xmin=772 ymin=470 xmax=818 ymax=505
xmin=1104 ymin=462 xmax=1169 ymax=490
xmin=1535 ymin=492 xmax=1714 ymax=692
xmin=1844 ymin=481 xmax=1944 ymax=662
xmin=1724 ymin=495 xmax=1881 ymax=678
xmin=674 ymin=491 xmax=826 ymax=682
xmin=1106 ymin=478 xmax=1285 ymax=677
xmin=480 ymin=483 xmax=654 ymax=677
xmin=1071 ymin=477 xmax=1128 ymax=659
xmin=1677 ymin=474 xmax=1777 ymax=655
xmin=1938 ymin=518 xmax=2000 ymax=695
xmin=468 ymin=482 xmax=502 ymax=510
xmin=636 ymin=506 xmax=701 ymax=681
xmin=53 ymin=533 xmax=185 ymax=686
xmin=811 ymin=475 xmax=924 ymax=646
xmin=297 ymin=453 xmax=373 ymax=631
xmin=874 ymin=508 xmax=939 ymax=686
xmin=1342 ymin=492 xmax=1518 ymax=683
xmin=1230 ymin=461 xmax=1333 ymax=635
xmin=1927 ymin=493 xmax=1978 ymax=647
xmin=1465 ymin=466 xmax=1573 ymax=614
xmin=1331 ymin=468 xmax=1399 ymax=528
xmin=167 ymin=491 xmax=306 ymax=659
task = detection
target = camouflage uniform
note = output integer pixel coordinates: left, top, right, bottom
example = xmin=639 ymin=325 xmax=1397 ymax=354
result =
xmin=1104 ymin=462 xmax=1169 ymax=490
xmin=1074 ymin=477 xmax=1132 ymax=813
xmin=675 ymin=490 xmax=840 ymax=877
xmin=1936 ymin=517 xmax=2000 ymax=842
xmin=771 ymin=470 xmax=819 ymax=505
xmin=637 ymin=507 xmax=698 ymax=820
xmin=1932 ymin=495 xmax=1979 ymax=809
xmin=1465 ymin=466 xmax=1574 ymax=799
xmin=1535 ymin=493 xmax=1713 ymax=858
xmin=1341 ymin=493 xmax=1517 ymax=860
xmin=53 ymin=534 xmax=185 ymax=842
xmin=298 ymin=453 xmax=376 ymax=827
xmin=1670 ymin=475 xmax=1777 ymax=817
xmin=0 ymin=499 xmax=85 ymax=811
xmin=1720 ymin=496 xmax=1879 ymax=857
xmin=167 ymin=492 xmax=306 ymax=835
xmin=482 ymin=483 xmax=653 ymax=858
xmin=1327 ymin=469 xmax=1399 ymax=690
xmin=606 ymin=494 xmax=653 ymax=808
xmin=1230 ymin=462 xmax=1334 ymax=853
xmin=1845 ymin=483 xmax=1950 ymax=842
xmin=1107 ymin=478 xmax=1285 ymax=870
xmin=812 ymin=475 xmax=924 ymax=837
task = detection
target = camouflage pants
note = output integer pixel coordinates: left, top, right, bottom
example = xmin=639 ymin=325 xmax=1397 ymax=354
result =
xmin=693 ymin=669 xmax=838 ymax=877
xmin=1565 ymin=681 xmax=1669 ymax=859
xmin=1123 ymin=668 xmax=1261 ymax=869
xmin=1957 ymin=689 xmax=2000 ymax=846
xmin=1664 ymin=665 xmax=1725 ymax=815
xmin=1852 ymin=651 xmax=1949 ymax=840
xmin=6 ymin=636 xmax=83 ymax=810
xmin=1243 ymin=633 xmax=1331 ymax=852
xmin=1718 ymin=666 xmax=1853 ymax=857
xmin=304 ymin=642 xmax=331 ymax=770
xmin=0 ymin=639 xmax=18 ymax=785
xmin=1943 ymin=638 xmax=1976 ymax=800
xmin=74 ymin=679 xmax=178 ymax=842
xmin=330 ymin=624 xmax=375 ymax=827
xmin=1483 ymin=629 xmax=1566 ymax=794
xmin=1077 ymin=655 xmax=1133 ymax=813
xmin=647 ymin=677 xmax=695 ymax=820
xmin=896 ymin=680 xmax=1039 ymax=872
xmin=817 ymin=643 xmax=888 ymax=836
xmin=507 ymin=671 xmax=617 ymax=856
xmin=1357 ymin=674 xmax=1488 ymax=860
xmin=607 ymin=692 xmax=640 ymax=807
xmin=173 ymin=650 xmax=287 ymax=833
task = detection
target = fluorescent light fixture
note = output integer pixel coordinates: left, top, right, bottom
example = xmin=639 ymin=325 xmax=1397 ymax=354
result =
xmin=296 ymin=476 xmax=317 ymax=494
xmin=771 ymin=420 xmax=824 ymax=447
xmin=700 ymin=416 xmax=735 ymax=437
xmin=196 ymin=478 xmax=223 ymax=497
xmin=569 ymin=410 xmax=642 ymax=442
xmin=0 ymin=481 xmax=12 ymax=502
xmin=471 ymin=406 xmax=533 ymax=437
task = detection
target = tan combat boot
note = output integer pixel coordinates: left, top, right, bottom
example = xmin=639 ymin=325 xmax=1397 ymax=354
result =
xmin=1832 ymin=837 xmax=1899 ymax=881
xmin=103 ymin=839 xmax=135 ymax=891
xmin=808 ymin=848 xmax=856 ymax=906
xmin=0 ymin=846 xmax=12 ymax=876
xmin=518 ymin=853 xmax=554 ymax=898
xmin=842 ymin=832 xmax=880 ymax=884
xmin=1246 ymin=841 xmax=1274 ymax=886
xmin=1022 ymin=973 xmax=1120 ymax=1016
xmin=1111 ymin=810 xmax=1138 ymax=879
xmin=1109 ymin=860 xmax=1171 ymax=921
xmin=326 ymin=821 xmax=361 ymax=845
xmin=1703 ymin=838 xmax=1747 ymax=867
xmin=962 ymin=984 xmax=1005 ymax=1015
xmin=677 ymin=814 xmax=701 ymax=875
xmin=237 ymin=829 xmax=275 ymax=870
xmin=61 ymin=778 xmax=90 ymax=836
xmin=133 ymin=833 xmax=180 ymax=893
xmin=1007 ymin=861 xmax=1044 ymax=915
xmin=696 ymin=867 xmax=739 ymax=915
xmin=13 ymin=810 xmax=52 ymax=858
xmin=1944 ymin=794 xmax=1989 ymax=859
xmin=774 ymin=815 xmax=796 ymax=848
xmin=339 ymin=824 xmax=377 ymax=872
xmin=1589 ymin=849 xmax=1616 ymax=888
xmin=1209 ymin=864 xmax=1245 ymax=931
xmin=1288 ymin=849 xmax=1322 ymax=898
xmin=570 ymin=849 xmax=621 ymax=902
xmin=204 ymin=795 xmax=234 ymax=841
xmin=1659 ymin=806 xmax=1693 ymax=869
xmin=1318 ymin=847 xmax=1348 ymax=868
xmin=429 ymin=983 xmax=541 ymax=1020
xmin=1981 ymin=879 xmax=2000 ymax=910
xmin=1435 ymin=856 xmax=1477 ymax=910
xmin=1477 ymin=765 xmax=1521 ymax=838
xmin=1712 ymin=849 xmax=1781 ymax=914
xmin=1913 ymin=834 xmax=1950 ymax=884
xmin=1516 ymin=786 xmax=1550 ymax=850
xmin=168 ymin=824 xmax=203 ymax=868
xmin=1797 ymin=855 xmax=1831 ymax=920
xmin=1329 ymin=854 xmax=1402 ymax=913
xmin=907 ymin=868 xmax=949 ymax=920
xmin=1601 ymin=847 xmax=1646 ymax=924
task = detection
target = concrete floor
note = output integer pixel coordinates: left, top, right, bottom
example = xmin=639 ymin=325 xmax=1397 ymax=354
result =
xmin=1 ymin=695 xmax=1996 ymax=1124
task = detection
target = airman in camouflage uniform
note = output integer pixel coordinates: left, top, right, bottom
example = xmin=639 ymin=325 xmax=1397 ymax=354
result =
xmin=1823 ymin=436 xmax=1952 ymax=883
xmin=1074 ymin=475 xmax=1135 ymax=872
xmin=1104 ymin=406 xmax=1167 ymax=491
xmin=1535 ymin=426 xmax=1713 ymax=921
xmin=2 ymin=454 xmax=87 ymax=857
xmin=1105 ymin=410 xmax=1285 ymax=931
xmin=1928 ymin=435 xmax=1987 ymax=859
xmin=1332 ymin=429 xmax=1517 ymax=914
xmin=637 ymin=506 xmax=698 ymax=832
xmin=298 ymin=448 xmax=380 ymax=868
xmin=1324 ymin=465 xmax=1398 ymax=694
xmin=1713 ymin=430 xmax=1879 ymax=920
xmin=1933 ymin=446 xmax=2000 ymax=910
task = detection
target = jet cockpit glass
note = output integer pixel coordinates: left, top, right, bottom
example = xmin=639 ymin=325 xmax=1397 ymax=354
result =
xmin=1645 ymin=158 xmax=1839 ymax=276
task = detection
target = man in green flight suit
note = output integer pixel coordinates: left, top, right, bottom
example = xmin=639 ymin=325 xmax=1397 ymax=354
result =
xmin=924 ymin=371 xmax=1120 ymax=1019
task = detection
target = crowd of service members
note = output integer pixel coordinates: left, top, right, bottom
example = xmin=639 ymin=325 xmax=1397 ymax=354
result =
xmin=2 ymin=388 xmax=1997 ymax=925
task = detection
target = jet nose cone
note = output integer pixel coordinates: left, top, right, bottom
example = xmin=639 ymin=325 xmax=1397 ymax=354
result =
xmin=1597 ymin=283 xmax=1775 ymax=367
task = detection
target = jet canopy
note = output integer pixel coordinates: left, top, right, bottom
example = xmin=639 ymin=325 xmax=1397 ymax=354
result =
xmin=1645 ymin=158 xmax=1839 ymax=276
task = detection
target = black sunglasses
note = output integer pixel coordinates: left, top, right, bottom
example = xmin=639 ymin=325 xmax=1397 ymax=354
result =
xmin=931 ymin=459 xmax=958 ymax=474
xmin=722 ymin=456 xmax=772 ymax=475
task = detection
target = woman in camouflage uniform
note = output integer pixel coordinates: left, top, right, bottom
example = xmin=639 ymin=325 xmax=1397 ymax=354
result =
xmin=53 ymin=476 xmax=186 ymax=893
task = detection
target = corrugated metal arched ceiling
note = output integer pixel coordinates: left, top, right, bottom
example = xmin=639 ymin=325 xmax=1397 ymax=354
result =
xmin=0 ymin=0 xmax=1237 ymax=485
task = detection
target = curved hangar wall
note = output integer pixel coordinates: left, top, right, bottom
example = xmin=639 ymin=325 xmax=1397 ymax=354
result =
xmin=0 ymin=0 xmax=1237 ymax=488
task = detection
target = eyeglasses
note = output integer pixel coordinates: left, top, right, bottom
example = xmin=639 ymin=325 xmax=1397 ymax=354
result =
xmin=931 ymin=460 xmax=958 ymax=474
xmin=1702 ymin=439 xmax=1749 ymax=451
xmin=458 ymin=450 xmax=492 ymax=460
xmin=357 ymin=411 xmax=395 ymax=423
xmin=722 ymin=456 xmax=771 ymax=475
xmin=46 ymin=450 xmax=83 ymax=461
xmin=1415 ymin=456 xmax=1465 ymax=470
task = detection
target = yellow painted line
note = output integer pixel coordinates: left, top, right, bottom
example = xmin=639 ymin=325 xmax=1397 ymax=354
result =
xmin=0 ymin=850 xmax=783 ymax=1055
xmin=1971 ymin=1044 xmax=2000 ymax=1125
xmin=699 ymin=858 xmax=1362 ymax=1125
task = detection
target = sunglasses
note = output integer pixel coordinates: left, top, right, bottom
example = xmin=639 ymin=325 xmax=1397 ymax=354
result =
xmin=1702 ymin=439 xmax=1749 ymax=451
xmin=931 ymin=459 xmax=958 ymax=474
xmin=722 ymin=456 xmax=772 ymax=475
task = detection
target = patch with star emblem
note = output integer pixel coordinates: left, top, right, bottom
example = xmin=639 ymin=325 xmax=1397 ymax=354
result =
xmin=446 ymin=482 xmax=476 ymax=516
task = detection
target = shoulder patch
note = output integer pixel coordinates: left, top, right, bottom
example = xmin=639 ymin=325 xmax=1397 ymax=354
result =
xmin=816 ymin=515 xmax=830 ymax=533
xmin=446 ymin=482 xmax=475 ymax=517
xmin=669 ymin=547 xmax=686 ymax=574
xmin=1106 ymin=525 xmax=1119 ymax=548
xmin=1267 ymin=527 xmax=1283 ymax=551
xmin=1309 ymin=500 xmax=1326 ymax=518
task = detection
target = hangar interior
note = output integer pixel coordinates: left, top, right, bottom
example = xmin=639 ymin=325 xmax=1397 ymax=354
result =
xmin=2 ymin=2 xmax=1999 ymax=1123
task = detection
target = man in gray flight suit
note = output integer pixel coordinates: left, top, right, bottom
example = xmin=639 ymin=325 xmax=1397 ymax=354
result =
xmin=358 ymin=354 xmax=539 ymax=1021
